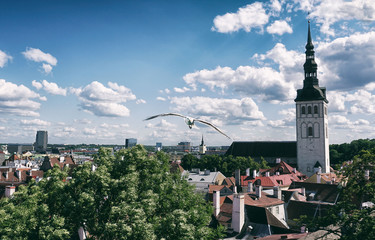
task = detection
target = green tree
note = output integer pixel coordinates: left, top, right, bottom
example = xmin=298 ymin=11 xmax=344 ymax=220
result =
xmin=300 ymin=149 xmax=375 ymax=239
xmin=0 ymin=146 xmax=220 ymax=239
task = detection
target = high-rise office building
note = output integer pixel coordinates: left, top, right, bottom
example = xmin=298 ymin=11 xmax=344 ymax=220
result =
xmin=35 ymin=130 xmax=48 ymax=153
xmin=125 ymin=138 xmax=137 ymax=148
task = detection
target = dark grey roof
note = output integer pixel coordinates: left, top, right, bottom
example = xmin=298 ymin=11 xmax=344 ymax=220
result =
xmin=225 ymin=141 xmax=297 ymax=158
xmin=295 ymin=86 xmax=328 ymax=103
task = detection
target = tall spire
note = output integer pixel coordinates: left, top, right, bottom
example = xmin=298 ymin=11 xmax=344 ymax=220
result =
xmin=295 ymin=21 xmax=328 ymax=103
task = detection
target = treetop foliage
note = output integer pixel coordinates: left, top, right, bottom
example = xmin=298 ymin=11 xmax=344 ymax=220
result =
xmin=0 ymin=145 xmax=222 ymax=239
xmin=181 ymin=154 xmax=270 ymax=177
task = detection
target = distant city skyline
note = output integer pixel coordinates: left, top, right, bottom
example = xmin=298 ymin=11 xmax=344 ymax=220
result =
xmin=1 ymin=0 xmax=375 ymax=146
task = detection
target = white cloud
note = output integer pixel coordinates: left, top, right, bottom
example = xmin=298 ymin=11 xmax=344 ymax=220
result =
xmin=212 ymin=2 xmax=269 ymax=33
xmin=346 ymin=89 xmax=375 ymax=114
xmin=72 ymin=81 xmax=136 ymax=117
xmin=266 ymin=20 xmax=293 ymax=35
xmin=32 ymin=80 xmax=67 ymax=96
xmin=318 ymin=31 xmax=375 ymax=90
xmin=0 ymin=79 xmax=41 ymax=117
xmin=136 ymin=99 xmax=146 ymax=104
xmin=296 ymin=0 xmax=375 ymax=36
xmin=183 ymin=65 xmax=295 ymax=102
xmin=83 ymin=128 xmax=96 ymax=135
xmin=269 ymin=0 xmax=282 ymax=13
xmin=20 ymin=119 xmax=51 ymax=126
xmin=170 ymin=96 xmax=265 ymax=124
xmin=42 ymin=63 xmax=53 ymax=74
xmin=174 ymin=87 xmax=190 ymax=93
xmin=0 ymin=50 xmax=12 ymax=68
xmin=156 ymin=97 xmax=166 ymax=101
xmin=22 ymin=47 xmax=57 ymax=74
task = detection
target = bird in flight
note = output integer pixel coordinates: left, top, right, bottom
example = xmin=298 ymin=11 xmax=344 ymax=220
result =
xmin=144 ymin=113 xmax=231 ymax=139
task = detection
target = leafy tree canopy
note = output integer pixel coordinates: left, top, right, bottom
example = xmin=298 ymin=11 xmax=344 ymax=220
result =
xmin=0 ymin=145 xmax=221 ymax=239
xmin=181 ymin=154 xmax=269 ymax=177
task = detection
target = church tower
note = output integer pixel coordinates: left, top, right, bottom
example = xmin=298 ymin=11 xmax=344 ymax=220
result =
xmin=295 ymin=22 xmax=330 ymax=176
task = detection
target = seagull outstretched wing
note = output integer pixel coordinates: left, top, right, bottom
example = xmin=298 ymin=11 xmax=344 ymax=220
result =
xmin=194 ymin=119 xmax=231 ymax=139
xmin=144 ymin=113 xmax=187 ymax=121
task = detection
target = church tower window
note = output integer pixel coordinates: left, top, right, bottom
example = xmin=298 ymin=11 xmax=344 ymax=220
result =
xmin=301 ymin=106 xmax=306 ymax=114
xmin=314 ymin=106 xmax=318 ymax=114
xmin=308 ymin=127 xmax=313 ymax=137
xmin=308 ymin=106 xmax=312 ymax=114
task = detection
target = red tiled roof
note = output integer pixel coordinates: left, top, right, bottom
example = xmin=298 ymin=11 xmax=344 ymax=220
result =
xmin=244 ymin=192 xmax=284 ymax=207
xmin=242 ymin=174 xmax=302 ymax=187
xmin=222 ymin=177 xmax=235 ymax=186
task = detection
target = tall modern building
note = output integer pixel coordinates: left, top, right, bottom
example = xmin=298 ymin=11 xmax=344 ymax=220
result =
xmin=35 ymin=130 xmax=48 ymax=153
xmin=125 ymin=138 xmax=137 ymax=148
xmin=295 ymin=22 xmax=330 ymax=175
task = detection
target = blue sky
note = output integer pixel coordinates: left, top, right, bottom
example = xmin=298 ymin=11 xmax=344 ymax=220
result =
xmin=1 ymin=0 xmax=375 ymax=146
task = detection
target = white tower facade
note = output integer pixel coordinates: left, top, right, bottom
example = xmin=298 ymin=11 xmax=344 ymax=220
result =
xmin=295 ymin=22 xmax=330 ymax=176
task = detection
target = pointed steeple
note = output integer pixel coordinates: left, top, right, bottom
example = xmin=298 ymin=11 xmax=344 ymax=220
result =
xmin=295 ymin=21 xmax=328 ymax=103
xmin=200 ymin=135 xmax=204 ymax=146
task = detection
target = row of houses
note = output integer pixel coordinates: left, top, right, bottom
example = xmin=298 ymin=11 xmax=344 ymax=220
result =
xmin=182 ymin=159 xmax=342 ymax=239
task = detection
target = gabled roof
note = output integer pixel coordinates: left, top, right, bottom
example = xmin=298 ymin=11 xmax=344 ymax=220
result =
xmin=242 ymin=174 xmax=302 ymax=188
xmin=267 ymin=161 xmax=304 ymax=176
xmin=225 ymin=141 xmax=297 ymax=158
xmin=246 ymin=205 xmax=288 ymax=229
xmin=288 ymin=181 xmax=340 ymax=203
xmin=222 ymin=177 xmax=235 ymax=186
xmin=244 ymin=192 xmax=284 ymax=207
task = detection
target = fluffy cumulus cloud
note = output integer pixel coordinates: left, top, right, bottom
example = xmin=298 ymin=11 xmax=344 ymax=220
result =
xmin=0 ymin=50 xmax=12 ymax=68
xmin=170 ymin=96 xmax=265 ymax=124
xmin=72 ymin=81 xmax=136 ymax=117
xmin=184 ymin=65 xmax=295 ymax=102
xmin=212 ymin=2 xmax=269 ymax=33
xmin=0 ymin=79 xmax=42 ymax=117
xmin=292 ymin=0 xmax=375 ymax=36
xmin=22 ymin=47 xmax=57 ymax=74
xmin=266 ymin=20 xmax=293 ymax=35
xmin=32 ymin=80 xmax=67 ymax=96
xmin=317 ymin=31 xmax=375 ymax=90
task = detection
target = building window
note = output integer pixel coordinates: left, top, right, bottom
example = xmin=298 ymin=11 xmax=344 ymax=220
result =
xmin=308 ymin=127 xmax=313 ymax=137
xmin=276 ymin=206 xmax=279 ymax=214
xmin=301 ymin=106 xmax=306 ymax=114
xmin=308 ymin=106 xmax=312 ymax=114
xmin=314 ymin=106 xmax=318 ymax=114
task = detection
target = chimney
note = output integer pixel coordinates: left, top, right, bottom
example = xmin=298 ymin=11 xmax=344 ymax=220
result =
xmin=246 ymin=168 xmax=250 ymax=176
xmin=247 ymin=181 xmax=253 ymax=192
xmin=213 ymin=190 xmax=220 ymax=217
xmin=276 ymin=158 xmax=281 ymax=164
xmin=276 ymin=172 xmax=280 ymax=176
xmin=232 ymin=194 xmax=245 ymax=233
xmin=235 ymin=169 xmax=241 ymax=187
xmin=265 ymin=172 xmax=270 ymax=177
xmin=317 ymin=173 xmax=321 ymax=183
xmin=4 ymin=171 xmax=9 ymax=180
xmin=59 ymin=156 xmax=65 ymax=163
xmin=273 ymin=186 xmax=281 ymax=200
xmin=204 ymin=169 xmax=211 ymax=175
xmin=253 ymin=169 xmax=257 ymax=178
xmin=256 ymin=185 xmax=262 ymax=198
xmin=16 ymin=170 xmax=22 ymax=181
xmin=5 ymin=186 xmax=16 ymax=198
xmin=233 ymin=185 xmax=237 ymax=194
xmin=301 ymin=187 xmax=306 ymax=197
xmin=78 ymin=226 xmax=87 ymax=240
xmin=293 ymin=168 xmax=297 ymax=173
xmin=91 ymin=164 xmax=96 ymax=172
xmin=365 ymin=170 xmax=370 ymax=180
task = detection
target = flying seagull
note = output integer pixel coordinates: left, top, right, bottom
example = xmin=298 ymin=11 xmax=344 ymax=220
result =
xmin=144 ymin=113 xmax=231 ymax=139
